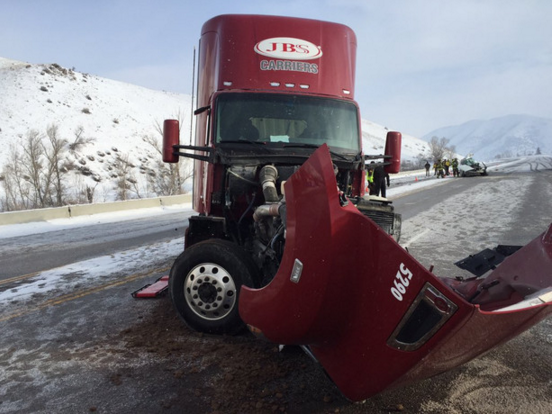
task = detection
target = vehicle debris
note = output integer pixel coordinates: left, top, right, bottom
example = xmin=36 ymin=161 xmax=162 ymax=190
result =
xmin=459 ymin=155 xmax=488 ymax=176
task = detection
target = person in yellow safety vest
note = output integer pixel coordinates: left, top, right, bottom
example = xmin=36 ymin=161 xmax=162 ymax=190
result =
xmin=435 ymin=160 xmax=445 ymax=178
xmin=452 ymin=157 xmax=459 ymax=177
xmin=366 ymin=164 xmax=375 ymax=195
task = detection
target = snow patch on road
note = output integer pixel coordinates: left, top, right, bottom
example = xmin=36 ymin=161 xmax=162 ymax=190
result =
xmin=398 ymin=175 xmax=534 ymax=276
xmin=0 ymin=238 xmax=182 ymax=307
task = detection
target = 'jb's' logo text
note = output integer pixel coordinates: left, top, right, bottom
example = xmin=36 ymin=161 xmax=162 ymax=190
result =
xmin=254 ymin=37 xmax=323 ymax=60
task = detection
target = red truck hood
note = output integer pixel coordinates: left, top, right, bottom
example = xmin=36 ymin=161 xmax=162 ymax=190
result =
xmin=238 ymin=145 xmax=552 ymax=401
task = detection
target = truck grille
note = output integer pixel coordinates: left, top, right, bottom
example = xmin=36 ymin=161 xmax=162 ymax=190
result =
xmin=357 ymin=207 xmax=395 ymax=234
xmin=351 ymin=197 xmax=401 ymax=241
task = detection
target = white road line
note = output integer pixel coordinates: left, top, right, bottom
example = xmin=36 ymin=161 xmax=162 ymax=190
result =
xmin=403 ymin=229 xmax=429 ymax=247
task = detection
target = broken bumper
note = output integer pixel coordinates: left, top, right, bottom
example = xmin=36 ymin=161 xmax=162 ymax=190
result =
xmin=238 ymin=145 xmax=552 ymax=401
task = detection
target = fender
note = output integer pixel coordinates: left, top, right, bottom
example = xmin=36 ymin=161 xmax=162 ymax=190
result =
xmin=239 ymin=145 xmax=551 ymax=401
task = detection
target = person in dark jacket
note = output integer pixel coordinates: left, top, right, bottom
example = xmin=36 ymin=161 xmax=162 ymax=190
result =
xmin=372 ymin=164 xmax=390 ymax=198
xmin=424 ymin=161 xmax=431 ymax=177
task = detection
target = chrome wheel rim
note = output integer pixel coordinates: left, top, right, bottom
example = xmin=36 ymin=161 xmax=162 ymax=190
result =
xmin=184 ymin=263 xmax=236 ymax=320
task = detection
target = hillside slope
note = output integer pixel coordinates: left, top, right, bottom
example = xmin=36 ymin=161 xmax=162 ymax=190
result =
xmin=0 ymin=57 xmax=193 ymax=202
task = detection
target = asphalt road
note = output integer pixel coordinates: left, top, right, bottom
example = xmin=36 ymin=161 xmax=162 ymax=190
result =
xmin=0 ymin=209 xmax=193 ymax=281
xmin=0 ymin=171 xmax=551 ymax=413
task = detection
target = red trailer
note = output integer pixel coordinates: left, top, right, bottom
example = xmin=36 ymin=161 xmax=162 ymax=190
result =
xmin=160 ymin=14 xmax=551 ymax=401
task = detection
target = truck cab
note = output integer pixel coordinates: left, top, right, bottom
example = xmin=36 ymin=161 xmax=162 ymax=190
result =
xmin=163 ymin=14 xmax=402 ymax=335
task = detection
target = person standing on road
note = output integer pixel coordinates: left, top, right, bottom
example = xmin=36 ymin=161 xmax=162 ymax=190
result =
xmin=452 ymin=157 xmax=459 ymax=177
xmin=436 ymin=160 xmax=445 ymax=178
xmin=366 ymin=165 xmax=375 ymax=195
xmin=424 ymin=161 xmax=431 ymax=177
xmin=372 ymin=164 xmax=390 ymax=198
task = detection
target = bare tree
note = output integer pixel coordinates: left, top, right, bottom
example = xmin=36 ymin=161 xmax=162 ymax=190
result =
xmin=65 ymin=172 xmax=98 ymax=205
xmin=1 ymin=145 xmax=32 ymax=210
xmin=153 ymin=108 xmax=187 ymax=137
xmin=44 ymin=124 xmax=69 ymax=206
xmin=428 ymin=136 xmax=456 ymax=162
xmin=69 ymin=125 xmax=95 ymax=154
xmin=143 ymin=133 xmax=193 ymax=196
xmin=0 ymin=124 xmax=104 ymax=211
xmin=145 ymin=109 xmax=193 ymax=196
xmin=21 ymin=130 xmax=51 ymax=208
xmin=112 ymin=153 xmax=136 ymax=200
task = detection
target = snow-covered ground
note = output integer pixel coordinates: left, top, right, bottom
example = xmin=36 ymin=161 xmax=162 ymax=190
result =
xmin=0 ymin=237 xmax=182 ymax=306
xmin=0 ymin=205 xmax=190 ymax=310
xmin=0 ymin=57 xmax=192 ymax=168
xmin=485 ymin=154 xmax=552 ymax=173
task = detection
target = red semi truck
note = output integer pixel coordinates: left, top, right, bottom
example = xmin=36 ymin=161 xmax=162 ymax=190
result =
xmin=163 ymin=14 xmax=402 ymax=335
xmin=161 ymin=14 xmax=551 ymax=401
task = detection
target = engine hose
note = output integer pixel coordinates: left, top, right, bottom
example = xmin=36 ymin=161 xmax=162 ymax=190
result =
xmin=238 ymin=192 xmax=257 ymax=226
xmin=253 ymin=203 xmax=281 ymax=222
xmin=270 ymin=224 xmax=285 ymax=251
xmin=259 ymin=165 xmax=279 ymax=203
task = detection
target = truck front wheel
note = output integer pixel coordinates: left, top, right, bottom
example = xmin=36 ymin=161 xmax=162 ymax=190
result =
xmin=169 ymin=239 xmax=257 ymax=335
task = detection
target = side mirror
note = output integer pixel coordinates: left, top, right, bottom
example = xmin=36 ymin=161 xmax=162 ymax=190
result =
xmin=163 ymin=119 xmax=180 ymax=163
xmin=384 ymin=131 xmax=402 ymax=174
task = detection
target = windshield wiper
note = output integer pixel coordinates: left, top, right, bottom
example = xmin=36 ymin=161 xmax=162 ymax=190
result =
xmin=219 ymin=140 xmax=267 ymax=145
xmin=282 ymin=143 xmax=353 ymax=161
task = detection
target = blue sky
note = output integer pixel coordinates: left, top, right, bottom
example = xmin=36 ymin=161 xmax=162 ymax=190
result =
xmin=0 ymin=0 xmax=551 ymax=137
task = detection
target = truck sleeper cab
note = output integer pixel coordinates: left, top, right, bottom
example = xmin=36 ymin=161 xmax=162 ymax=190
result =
xmin=163 ymin=14 xmax=402 ymax=335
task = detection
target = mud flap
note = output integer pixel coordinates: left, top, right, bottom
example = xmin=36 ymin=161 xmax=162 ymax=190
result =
xmin=238 ymin=145 xmax=552 ymax=401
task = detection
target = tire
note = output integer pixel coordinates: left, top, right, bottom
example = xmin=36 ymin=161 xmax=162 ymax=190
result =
xmin=169 ymin=239 xmax=258 ymax=335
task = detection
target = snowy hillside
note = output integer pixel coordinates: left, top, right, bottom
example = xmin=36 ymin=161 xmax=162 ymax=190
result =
xmin=360 ymin=119 xmax=430 ymax=165
xmin=0 ymin=57 xmax=193 ymax=202
xmin=423 ymin=115 xmax=552 ymax=162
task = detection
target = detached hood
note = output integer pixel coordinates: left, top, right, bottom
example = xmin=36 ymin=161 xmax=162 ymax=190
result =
xmin=239 ymin=145 xmax=551 ymax=401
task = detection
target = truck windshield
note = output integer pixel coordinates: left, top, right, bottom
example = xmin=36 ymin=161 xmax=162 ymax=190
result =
xmin=215 ymin=93 xmax=360 ymax=153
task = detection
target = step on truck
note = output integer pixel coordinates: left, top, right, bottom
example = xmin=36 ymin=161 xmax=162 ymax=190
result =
xmin=161 ymin=14 xmax=552 ymax=401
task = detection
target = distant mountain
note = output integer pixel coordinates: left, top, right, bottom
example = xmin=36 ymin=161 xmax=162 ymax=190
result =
xmin=422 ymin=115 xmax=552 ymax=162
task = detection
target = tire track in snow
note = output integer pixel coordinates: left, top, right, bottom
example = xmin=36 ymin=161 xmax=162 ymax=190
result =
xmin=398 ymin=174 xmax=534 ymax=277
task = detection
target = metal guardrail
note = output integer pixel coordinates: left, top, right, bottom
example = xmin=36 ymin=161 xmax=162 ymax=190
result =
xmin=0 ymin=194 xmax=192 ymax=226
